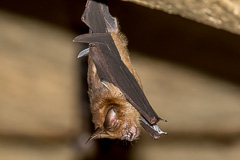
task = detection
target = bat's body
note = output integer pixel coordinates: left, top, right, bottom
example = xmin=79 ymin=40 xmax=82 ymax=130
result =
xmin=74 ymin=0 xmax=167 ymax=141
xmin=87 ymin=32 xmax=142 ymax=140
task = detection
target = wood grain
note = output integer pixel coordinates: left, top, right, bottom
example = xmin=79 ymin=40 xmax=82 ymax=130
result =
xmin=123 ymin=0 xmax=240 ymax=35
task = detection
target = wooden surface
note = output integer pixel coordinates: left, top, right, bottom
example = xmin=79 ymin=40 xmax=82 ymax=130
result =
xmin=134 ymin=55 xmax=240 ymax=135
xmin=1 ymin=8 xmax=240 ymax=160
xmin=123 ymin=0 xmax=240 ymax=35
xmin=0 ymin=11 xmax=80 ymax=138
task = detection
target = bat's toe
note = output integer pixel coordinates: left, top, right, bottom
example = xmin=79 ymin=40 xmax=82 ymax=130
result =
xmin=121 ymin=125 xmax=140 ymax=141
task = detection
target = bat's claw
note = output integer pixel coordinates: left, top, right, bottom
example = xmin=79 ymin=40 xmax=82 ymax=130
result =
xmin=78 ymin=48 xmax=89 ymax=58
xmin=101 ymin=81 xmax=110 ymax=89
xmin=140 ymin=117 xmax=167 ymax=139
xmin=153 ymin=124 xmax=167 ymax=135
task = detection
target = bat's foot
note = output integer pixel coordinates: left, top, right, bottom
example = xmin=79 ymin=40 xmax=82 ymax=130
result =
xmin=121 ymin=125 xmax=140 ymax=141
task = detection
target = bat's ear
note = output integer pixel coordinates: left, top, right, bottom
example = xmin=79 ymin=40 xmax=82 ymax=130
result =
xmin=104 ymin=106 xmax=120 ymax=132
xmin=85 ymin=127 xmax=104 ymax=144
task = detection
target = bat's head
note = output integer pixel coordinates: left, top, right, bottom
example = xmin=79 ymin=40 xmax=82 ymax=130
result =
xmin=88 ymin=97 xmax=141 ymax=142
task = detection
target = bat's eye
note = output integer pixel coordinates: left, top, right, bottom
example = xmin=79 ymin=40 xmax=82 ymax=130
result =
xmin=104 ymin=106 xmax=120 ymax=132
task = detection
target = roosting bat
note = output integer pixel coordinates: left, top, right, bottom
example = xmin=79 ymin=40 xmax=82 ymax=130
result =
xmin=74 ymin=0 xmax=167 ymax=142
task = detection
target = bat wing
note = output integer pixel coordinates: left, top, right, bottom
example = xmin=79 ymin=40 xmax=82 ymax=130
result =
xmin=81 ymin=0 xmax=118 ymax=33
xmin=74 ymin=33 xmax=161 ymax=125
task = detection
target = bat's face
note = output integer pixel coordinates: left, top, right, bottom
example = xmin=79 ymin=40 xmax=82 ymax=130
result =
xmin=89 ymin=86 xmax=141 ymax=141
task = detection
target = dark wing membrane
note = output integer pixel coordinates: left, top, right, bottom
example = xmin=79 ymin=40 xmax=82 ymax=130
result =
xmin=74 ymin=33 xmax=160 ymax=124
xmin=77 ymin=33 xmax=161 ymax=125
xmin=74 ymin=33 xmax=114 ymax=47
xmin=82 ymin=0 xmax=118 ymax=33
xmin=90 ymin=44 xmax=160 ymax=124
xmin=82 ymin=0 xmax=107 ymax=33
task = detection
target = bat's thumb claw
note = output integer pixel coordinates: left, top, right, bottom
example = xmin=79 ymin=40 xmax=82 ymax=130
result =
xmin=159 ymin=118 xmax=167 ymax=122
xmin=78 ymin=48 xmax=89 ymax=58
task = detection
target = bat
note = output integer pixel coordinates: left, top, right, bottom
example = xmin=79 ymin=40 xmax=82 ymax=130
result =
xmin=74 ymin=0 xmax=167 ymax=142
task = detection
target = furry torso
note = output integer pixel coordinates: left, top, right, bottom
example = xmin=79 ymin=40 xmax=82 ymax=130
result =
xmin=87 ymin=32 xmax=142 ymax=140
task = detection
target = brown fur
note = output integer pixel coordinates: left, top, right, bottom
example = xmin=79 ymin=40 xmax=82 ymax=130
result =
xmin=87 ymin=31 xmax=142 ymax=140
